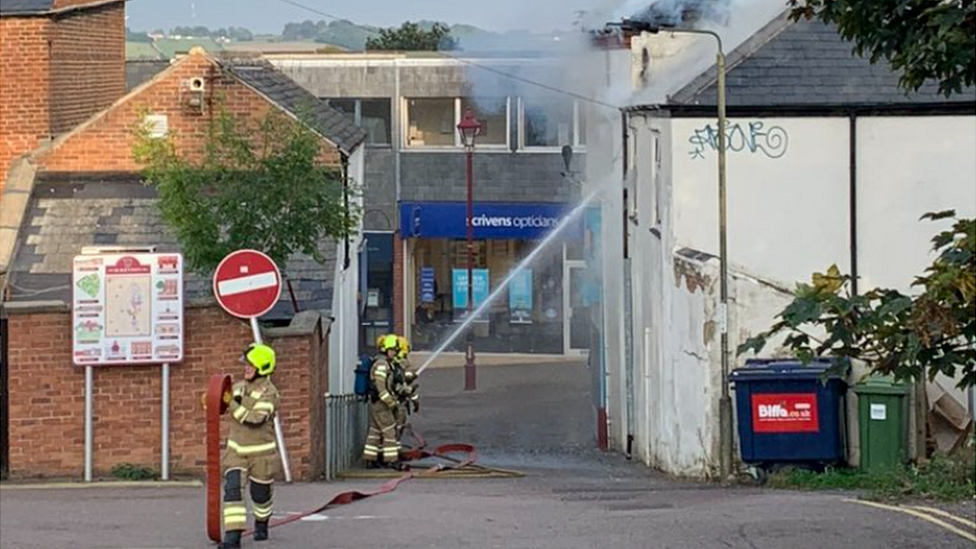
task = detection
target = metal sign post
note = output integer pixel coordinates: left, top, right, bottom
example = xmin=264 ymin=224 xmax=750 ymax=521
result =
xmin=213 ymin=250 xmax=292 ymax=483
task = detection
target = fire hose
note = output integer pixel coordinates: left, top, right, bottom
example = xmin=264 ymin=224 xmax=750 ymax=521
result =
xmin=206 ymin=373 xmax=503 ymax=544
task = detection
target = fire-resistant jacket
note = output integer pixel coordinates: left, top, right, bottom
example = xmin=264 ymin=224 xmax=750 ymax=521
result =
xmin=370 ymin=355 xmax=398 ymax=409
xmin=225 ymin=376 xmax=280 ymax=457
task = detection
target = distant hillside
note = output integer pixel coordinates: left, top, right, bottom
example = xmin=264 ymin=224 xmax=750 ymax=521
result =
xmin=126 ymin=20 xmax=567 ymax=60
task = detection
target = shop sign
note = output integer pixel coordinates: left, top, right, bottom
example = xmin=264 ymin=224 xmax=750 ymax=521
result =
xmin=72 ymin=253 xmax=184 ymax=366
xmin=508 ymin=268 xmax=533 ymax=324
xmin=751 ymin=393 xmax=820 ymax=433
xmin=401 ymin=202 xmax=581 ymax=240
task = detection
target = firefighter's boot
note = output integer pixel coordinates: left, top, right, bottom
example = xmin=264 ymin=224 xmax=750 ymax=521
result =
xmin=219 ymin=531 xmax=242 ymax=549
xmin=255 ymin=520 xmax=270 ymax=541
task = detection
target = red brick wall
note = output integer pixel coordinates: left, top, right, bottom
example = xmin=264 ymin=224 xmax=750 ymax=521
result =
xmin=49 ymin=2 xmax=125 ymax=134
xmin=0 ymin=17 xmax=51 ymax=191
xmin=39 ymin=51 xmax=341 ymax=173
xmin=4 ymin=306 xmax=329 ymax=480
xmin=393 ymin=232 xmax=405 ymax=336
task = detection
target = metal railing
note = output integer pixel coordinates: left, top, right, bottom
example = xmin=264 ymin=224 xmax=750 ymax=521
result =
xmin=323 ymin=393 xmax=369 ymax=481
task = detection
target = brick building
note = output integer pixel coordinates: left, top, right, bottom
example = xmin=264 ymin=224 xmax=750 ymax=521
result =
xmin=0 ymin=0 xmax=126 ymax=196
xmin=0 ymin=48 xmax=367 ymax=479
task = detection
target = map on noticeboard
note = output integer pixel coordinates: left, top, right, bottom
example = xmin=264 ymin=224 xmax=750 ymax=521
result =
xmin=72 ymin=253 xmax=184 ymax=366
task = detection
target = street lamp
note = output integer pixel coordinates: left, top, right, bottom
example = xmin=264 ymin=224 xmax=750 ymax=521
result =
xmin=457 ymin=107 xmax=482 ymax=392
xmin=612 ymin=19 xmax=733 ymax=481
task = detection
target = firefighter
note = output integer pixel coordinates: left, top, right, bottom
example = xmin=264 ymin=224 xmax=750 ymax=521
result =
xmin=393 ymin=336 xmax=420 ymax=432
xmin=220 ymin=343 xmax=281 ymax=549
xmin=362 ymin=335 xmax=402 ymax=469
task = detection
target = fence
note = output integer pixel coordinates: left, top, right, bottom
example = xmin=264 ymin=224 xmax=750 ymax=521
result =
xmin=323 ymin=393 xmax=369 ymax=481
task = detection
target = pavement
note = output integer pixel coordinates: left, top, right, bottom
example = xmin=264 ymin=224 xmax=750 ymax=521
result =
xmin=1 ymin=360 xmax=973 ymax=549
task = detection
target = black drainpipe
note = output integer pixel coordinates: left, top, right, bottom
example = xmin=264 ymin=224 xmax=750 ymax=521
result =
xmin=341 ymin=152 xmax=351 ymax=270
xmin=848 ymin=112 xmax=859 ymax=296
xmin=621 ymin=111 xmax=630 ymax=259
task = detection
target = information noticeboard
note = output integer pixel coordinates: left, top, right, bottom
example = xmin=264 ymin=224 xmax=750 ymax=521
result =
xmin=72 ymin=253 xmax=184 ymax=366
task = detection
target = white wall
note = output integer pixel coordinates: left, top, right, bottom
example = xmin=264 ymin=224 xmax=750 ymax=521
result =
xmin=857 ymin=116 xmax=976 ymax=293
xmin=671 ymin=117 xmax=851 ymax=285
xmin=613 ymin=113 xmax=975 ymax=478
xmin=329 ymin=147 xmax=366 ymax=395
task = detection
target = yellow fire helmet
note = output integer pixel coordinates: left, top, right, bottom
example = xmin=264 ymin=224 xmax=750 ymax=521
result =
xmin=244 ymin=343 xmax=276 ymax=376
xmin=396 ymin=336 xmax=410 ymax=358
xmin=379 ymin=334 xmax=400 ymax=353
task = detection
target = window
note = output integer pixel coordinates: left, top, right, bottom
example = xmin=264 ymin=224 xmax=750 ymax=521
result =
xmin=360 ymin=99 xmax=392 ymax=146
xmin=461 ymin=97 xmax=508 ymax=146
xmin=406 ymin=98 xmax=456 ymax=147
xmin=324 ymin=98 xmax=391 ymax=146
xmin=521 ymin=99 xmax=586 ymax=149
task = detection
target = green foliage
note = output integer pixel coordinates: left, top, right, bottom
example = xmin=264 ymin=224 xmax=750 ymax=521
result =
xmin=768 ymin=452 xmax=976 ymax=502
xmin=133 ymin=109 xmax=359 ymax=276
xmin=739 ymin=213 xmax=976 ymax=388
xmin=366 ymin=21 xmax=457 ymax=52
xmin=790 ymin=0 xmax=976 ymax=96
xmin=111 ymin=463 xmax=158 ymax=481
xmin=282 ymin=19 xmax=379 ymax=50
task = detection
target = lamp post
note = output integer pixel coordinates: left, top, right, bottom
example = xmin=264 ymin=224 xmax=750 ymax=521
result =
xmin=613 ymin=20 xmax=733 ymax=481
xmin=457 ymin=108 xmax=482 ymax=392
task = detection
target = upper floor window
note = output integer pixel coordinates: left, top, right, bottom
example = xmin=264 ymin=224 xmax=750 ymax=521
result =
xmin=406 ymin=98 xmax=456 ymax=147
xmin=324 ymin=98 xmax=392 ymax=146
xmin=520 ymin=99 xmax=586 ymax=149
xmin=405 ymin=97 xmax=511 ymax=148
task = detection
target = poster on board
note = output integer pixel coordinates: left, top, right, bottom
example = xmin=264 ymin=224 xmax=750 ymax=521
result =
xmin=72 ymin=253 xmax=184 ymax=366
xmin=508 ymin=268 xmax=533 ymax=324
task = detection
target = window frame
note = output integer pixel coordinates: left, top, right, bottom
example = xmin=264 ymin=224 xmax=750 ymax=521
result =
xmin=322 ymin=97 xmax=393 ymax=148
xmin=401 ymin=96 xmax=511 ymax=152
xmin=517 ymin=97 xmax=587 ymax=153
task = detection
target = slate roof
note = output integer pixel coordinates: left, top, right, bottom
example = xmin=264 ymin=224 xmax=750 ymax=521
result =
xmin=219 ymin=57 xmax=367 ymax=153
xmin=126 ymin=60 xmax=171 ymax=91
xmin=6 ymin=173 xmax=338 ymax=320
xmin=0 ymin=0 xmax=122 ymax=15
xmin=670 ymin=15 xmax=976 ymax=108
xmin=0 ymin=0 xmax=54 ymax=14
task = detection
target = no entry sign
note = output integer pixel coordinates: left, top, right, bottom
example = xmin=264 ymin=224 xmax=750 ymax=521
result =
xmin=213 ymin=250 xmax=282 ymax=318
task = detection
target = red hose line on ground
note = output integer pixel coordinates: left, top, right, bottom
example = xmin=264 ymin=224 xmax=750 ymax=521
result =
xmin=249 ymin=434 xmax=477 ymax=536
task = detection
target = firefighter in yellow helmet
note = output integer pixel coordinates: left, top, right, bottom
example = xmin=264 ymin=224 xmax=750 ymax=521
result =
xmin=362 ymin=334 xmax=403 ymax=469
xmin=392 ymin=336 xmax=420 ymax=438
xmin=220 ymin=343 xmax=281 ymax=549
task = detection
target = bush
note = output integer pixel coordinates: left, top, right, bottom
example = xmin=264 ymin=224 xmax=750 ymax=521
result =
xmin=768 ymin=451 xmax=976 ymax=502
xmin=110 ymin=463 xmax=158 ymax=481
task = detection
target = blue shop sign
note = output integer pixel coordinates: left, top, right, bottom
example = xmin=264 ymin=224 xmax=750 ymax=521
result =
xmin=400 ymin=201 xmax=580 ymax=240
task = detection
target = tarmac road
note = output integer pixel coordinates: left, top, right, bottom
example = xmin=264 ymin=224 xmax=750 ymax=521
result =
xmin=1 ymin=361 xmax=972 ymax=549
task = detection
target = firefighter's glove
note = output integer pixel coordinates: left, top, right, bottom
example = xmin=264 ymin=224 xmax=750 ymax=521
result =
xmin=222 ymin=391 xmax=233 ymax=405
xmin=404 ymin=371 xmax=417 ymax=383
xmin=412 ymin=401 xmax=420 ymax=413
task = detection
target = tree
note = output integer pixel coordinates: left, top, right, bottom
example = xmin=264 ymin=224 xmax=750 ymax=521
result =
xmin=739 ymin=213 xmax=976 ymax=389
xmin=126 ymin=27 xmax=152 ymax=43
xmin=366 ymin=21 xmax=457 ymax=51
xmin=132 ymin=109 xmax=359 ymax=275
xmin=790 ymin=0 xmax=976 ymax=96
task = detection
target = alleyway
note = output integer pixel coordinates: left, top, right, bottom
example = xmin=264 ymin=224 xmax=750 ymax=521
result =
xmin=0 ymin=361 xmax=972 ymax=549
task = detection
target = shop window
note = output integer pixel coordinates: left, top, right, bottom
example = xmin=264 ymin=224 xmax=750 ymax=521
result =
xmin=406 ymin=98 xmax=456 ymax=147
xmin=460 ymin=97 xmax=508 ymax=146
xmin=324 ymin=98 xmax=391 ymax=146
xmin=522 ymin=99 xmax=586 ymax=149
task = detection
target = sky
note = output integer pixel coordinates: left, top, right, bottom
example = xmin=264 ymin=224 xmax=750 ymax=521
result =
xmin=125 ymin=0 xmax=610 ymax=34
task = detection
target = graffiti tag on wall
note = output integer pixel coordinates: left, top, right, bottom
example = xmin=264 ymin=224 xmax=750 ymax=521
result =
xmin=688 ymin=121 xmax=789 ymax=160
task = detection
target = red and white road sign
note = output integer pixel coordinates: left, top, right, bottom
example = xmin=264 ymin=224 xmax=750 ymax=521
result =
xmin=213 ymin=250 xmax=282 ymax=318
